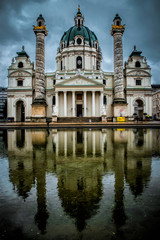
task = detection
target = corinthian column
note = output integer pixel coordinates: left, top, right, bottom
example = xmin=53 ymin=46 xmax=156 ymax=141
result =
xmin=64 ymin=91 xmax=67 ymax=117
xmin=92 ymin=91 xmax=95 ymax=116
xmin=84 ymin=91 xmax=87 ymax=117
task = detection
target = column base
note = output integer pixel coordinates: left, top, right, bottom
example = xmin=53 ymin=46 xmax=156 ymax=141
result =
xmin=101 ymin=115 xmax=107 ymax=122
xmin=32 ymin=100 xmax=47 ymax=122
xmin=112 ymin=102 xmax=128 ymax=117
xmin=52 ymin=115 xmax=57 ymax=122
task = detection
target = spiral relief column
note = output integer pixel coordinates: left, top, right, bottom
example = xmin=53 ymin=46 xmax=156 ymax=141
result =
xmin=111 ymin=14 xmax=127 ymax=118
xmin=32 ymin=14 xmax=48 ymax=122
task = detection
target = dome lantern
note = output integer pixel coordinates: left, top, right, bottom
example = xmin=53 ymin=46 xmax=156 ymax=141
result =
xmin=74 ymin=5 xmax=84 ymax=27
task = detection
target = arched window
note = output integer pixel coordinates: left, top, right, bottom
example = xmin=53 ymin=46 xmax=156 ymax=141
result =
xmin=77 ymin=38 xmax=82 ymax=45
xmin=38 ymin=21 xmax=42 ymax=27
xmin=61 ymin=60 xmax=63 ymax=70
xmin=117 ymin=21 xmax=120 ymax=26
xmin=135 ymin=61 xmax=141 ymax=68
xmin=18 ymin=62 xmax=23 ymax=68
xmin=77 ymin=56 xmax=82 ymax=69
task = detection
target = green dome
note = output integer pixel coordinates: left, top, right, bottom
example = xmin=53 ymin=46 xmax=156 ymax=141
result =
xmin=60 ymin=25 xmax=98 ymax=47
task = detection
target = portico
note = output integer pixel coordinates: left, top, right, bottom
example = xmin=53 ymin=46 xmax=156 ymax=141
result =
xmin=52 ymin=87 xmax=105 ymax=119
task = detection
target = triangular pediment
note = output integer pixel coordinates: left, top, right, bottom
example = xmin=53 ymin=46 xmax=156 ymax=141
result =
xmin=56 ymin=75 xmax=103 ymax=86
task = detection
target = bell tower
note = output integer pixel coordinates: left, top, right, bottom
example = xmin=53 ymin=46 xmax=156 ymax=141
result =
xmin=111 ymin=14 xmax=128 ymax=118
xmin=32 ymin=14 xmax=48 ymax=122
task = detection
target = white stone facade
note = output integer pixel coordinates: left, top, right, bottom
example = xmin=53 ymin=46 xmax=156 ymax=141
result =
xmin=124 ymin=47 xmax=152 ymax=119
xmin=152 ymin=90 xmax=160 ymax=120
xmin=7 ymin=10 xmax=152 ymax=122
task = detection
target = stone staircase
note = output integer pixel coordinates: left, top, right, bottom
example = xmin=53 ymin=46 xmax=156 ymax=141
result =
xmin=57 ymin=117 xmax=101 ymax=123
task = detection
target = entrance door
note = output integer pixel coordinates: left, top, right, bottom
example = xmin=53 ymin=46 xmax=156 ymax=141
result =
xmin=77 ymin=104 xmax=82 ymax=117
xmin=134 ymin=99 xmax=143 ymax=120
xmin=16 ymin=101 xmax=25 ymax=122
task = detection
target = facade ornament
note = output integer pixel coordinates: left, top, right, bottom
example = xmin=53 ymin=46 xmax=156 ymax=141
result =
xmin=101 ymin=106 xmax=106 ymax=115
xmin=53 ymin=105 xmax=58 ymax=115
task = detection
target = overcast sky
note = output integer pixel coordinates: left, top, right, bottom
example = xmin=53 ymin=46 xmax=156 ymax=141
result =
xmin=0 ymin=0 xmax=160 ymax=87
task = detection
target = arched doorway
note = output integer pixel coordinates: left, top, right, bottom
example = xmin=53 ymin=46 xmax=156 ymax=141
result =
xmin=16 ymin=100 xmax=25 ymax=122
xmin=134 ymin=99 xmax=144 ymax=120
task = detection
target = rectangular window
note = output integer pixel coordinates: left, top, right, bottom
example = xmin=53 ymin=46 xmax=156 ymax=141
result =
xmin=136 ymin=79 xmax=141 ymax=86
xmin=53 ymin=96 xmax=56 ymax=105
xmin=17 ymin=80 xmax=23 ymax=86
xmin=103 ymin=79 xmax=106 ymax=85
xmin=103 ymin=96 xmax=107 ymax=105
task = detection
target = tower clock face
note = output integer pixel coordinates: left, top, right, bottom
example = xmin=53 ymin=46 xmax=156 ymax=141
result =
xmin=77 ymin=38 xmax=82 ymax=45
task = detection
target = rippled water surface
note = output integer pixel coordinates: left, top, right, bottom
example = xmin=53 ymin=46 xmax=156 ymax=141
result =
xmin=0 ymin=128 xmax=160 ymax=240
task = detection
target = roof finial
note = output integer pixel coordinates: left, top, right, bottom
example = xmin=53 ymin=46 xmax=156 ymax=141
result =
xmin=78 ymin=5 xmax=80 ymax=11
xmin=134 ymin=45 xmax=136 ymax=51
xmin=22 ymin=45 xmax=25 ymax=51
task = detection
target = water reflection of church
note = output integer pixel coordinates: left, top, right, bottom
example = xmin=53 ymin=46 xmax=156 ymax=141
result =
xmin=7 ymin=128 xmax=154 ymax=233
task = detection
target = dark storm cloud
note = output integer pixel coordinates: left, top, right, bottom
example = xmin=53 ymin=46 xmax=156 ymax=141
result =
xmin=0 ymin=0 xmax=159 ymax=86
xmin=0 ymin=0 xmax=45 ymax=44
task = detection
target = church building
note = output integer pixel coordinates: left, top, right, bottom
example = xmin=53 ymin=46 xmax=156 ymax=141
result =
xmin=7 ymin=7 xmax=152 ymax=122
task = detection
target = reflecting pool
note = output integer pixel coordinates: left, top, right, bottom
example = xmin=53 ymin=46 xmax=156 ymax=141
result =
xmin=0 ymin=128 xmax=160 ymax=240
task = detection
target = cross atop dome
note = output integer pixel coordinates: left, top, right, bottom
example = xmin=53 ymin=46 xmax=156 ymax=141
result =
xmin=77 ymin=5 xmax=82 ymax=16
xmin=74 ymin=6 xmax=84 ymax=27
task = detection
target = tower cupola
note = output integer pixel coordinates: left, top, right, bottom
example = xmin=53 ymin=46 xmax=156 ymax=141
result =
xmin=37 ymin=14 xmax=45 ymax=27
xmin=74 ymin=5 xmax=84 ymax=27
xmin=33 ymin=14 xmax=48 ymax=36
xmin=113 ymin=14 xmax=122 ymax=26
